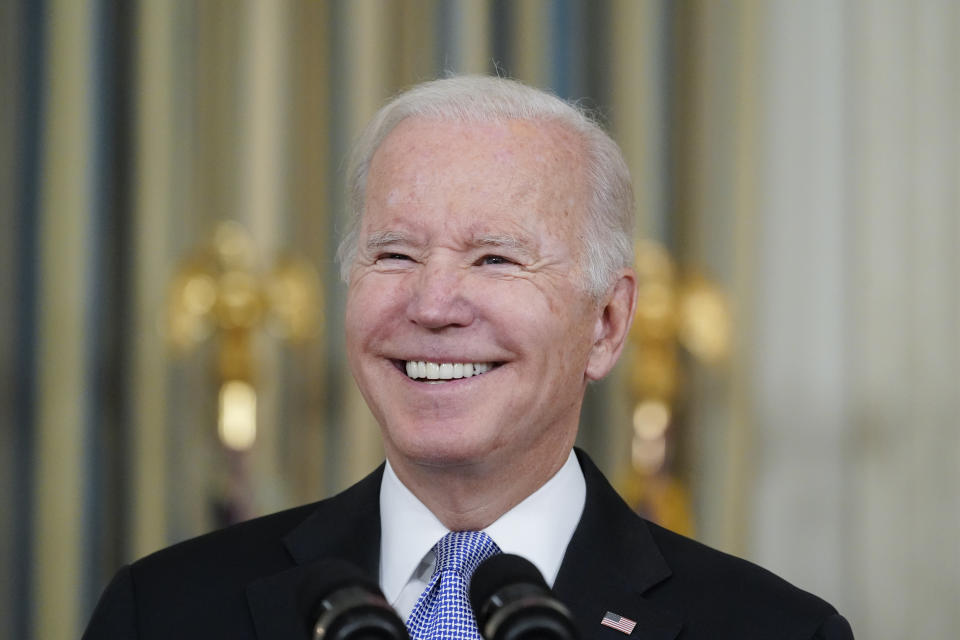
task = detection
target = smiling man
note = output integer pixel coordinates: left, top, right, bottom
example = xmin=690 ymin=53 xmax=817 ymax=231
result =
xmin=343 ymin=112 xmax=632 ymax=533
xmin=84 ymin=77 xmax=853 ymax=640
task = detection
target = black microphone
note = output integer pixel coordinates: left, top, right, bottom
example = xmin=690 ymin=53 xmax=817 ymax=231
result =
xmin=469 ymin=554 xmax=580 ymax=640
xmin=297 ymin=559 xmax=410 ymax=640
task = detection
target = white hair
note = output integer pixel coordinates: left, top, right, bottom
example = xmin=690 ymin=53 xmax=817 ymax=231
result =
xmin=336 ymin=75 xmax=635 ymax=298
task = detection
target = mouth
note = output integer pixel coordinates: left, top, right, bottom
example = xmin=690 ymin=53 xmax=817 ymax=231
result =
xmin=393 ymin=359 xmax=501 ymax=383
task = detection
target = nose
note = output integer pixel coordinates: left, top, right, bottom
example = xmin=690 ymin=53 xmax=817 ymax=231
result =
xmin=406 ymin=260 xmax=474 ymax=329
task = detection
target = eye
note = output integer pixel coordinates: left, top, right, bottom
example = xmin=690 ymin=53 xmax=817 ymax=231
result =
xmin=377 ymin=253 xmax=413 ymax=262
xmin=476 ymin=254 xmax=514 ymax=266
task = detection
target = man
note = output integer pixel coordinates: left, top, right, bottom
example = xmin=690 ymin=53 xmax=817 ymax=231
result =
xmin=84 ymin=76 xmax=853 ymax=639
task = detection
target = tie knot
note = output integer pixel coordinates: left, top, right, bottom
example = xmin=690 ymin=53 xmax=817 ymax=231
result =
xmin=434 ymin=530 xmax=500 ymax=580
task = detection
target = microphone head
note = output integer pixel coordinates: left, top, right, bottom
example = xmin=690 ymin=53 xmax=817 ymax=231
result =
xmin=469 ymin=554 xmax=547 ymax=614
xmin=470 ymin=554 xmax=579 ymax=640
xmin=297 ymin=559 xmax=409 ymax=640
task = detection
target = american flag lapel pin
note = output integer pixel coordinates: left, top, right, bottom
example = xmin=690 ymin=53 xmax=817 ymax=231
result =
xmin=600 ymin=611 xmax=637 ymax=635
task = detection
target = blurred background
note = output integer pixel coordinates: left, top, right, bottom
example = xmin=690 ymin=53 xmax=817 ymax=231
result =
xmin=1 ymin=1 xmax=957 ymax=638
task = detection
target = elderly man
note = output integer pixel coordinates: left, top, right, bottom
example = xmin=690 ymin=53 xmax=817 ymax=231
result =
xmin=84 ymin=76 xmax=852 ymax=639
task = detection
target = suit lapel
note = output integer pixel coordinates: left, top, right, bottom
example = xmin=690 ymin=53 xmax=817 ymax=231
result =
xmin=554 ymin=451 xmax=682 ymax=640
xmin=245 ymin=465 xmax=384 ymax=640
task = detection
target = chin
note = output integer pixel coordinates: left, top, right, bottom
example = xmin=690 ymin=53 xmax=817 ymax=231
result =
xmin=386 ymin=425 xmax=499 ymax=470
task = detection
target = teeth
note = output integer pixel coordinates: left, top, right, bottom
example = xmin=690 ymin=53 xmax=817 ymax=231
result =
xmin=403 ymin=360 xmax=495 ymax=381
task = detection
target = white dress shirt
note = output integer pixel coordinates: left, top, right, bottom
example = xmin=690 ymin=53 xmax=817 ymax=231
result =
xmin=379 ymin=450 xmax=587 ymax=621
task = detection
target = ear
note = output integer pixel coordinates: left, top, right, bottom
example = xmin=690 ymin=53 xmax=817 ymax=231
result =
xmin=585 ymin=268 xmax=637 ymax=381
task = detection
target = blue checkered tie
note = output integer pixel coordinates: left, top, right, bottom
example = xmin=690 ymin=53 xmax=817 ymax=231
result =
xmin=406 ymin=531 xmax=501 ymax=640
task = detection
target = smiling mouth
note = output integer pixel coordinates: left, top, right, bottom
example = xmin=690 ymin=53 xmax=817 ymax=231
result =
xmin=395 ymin=360 xmax=500 ymax=382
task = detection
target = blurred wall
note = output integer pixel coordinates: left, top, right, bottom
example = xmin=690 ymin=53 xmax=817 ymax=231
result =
xmin=1 ymin=1 xmax=957 ymax=639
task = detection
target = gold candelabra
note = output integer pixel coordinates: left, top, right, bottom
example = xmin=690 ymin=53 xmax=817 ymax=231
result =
xmin=620 ymin=240 xmax=730 ymax=535
xmin=166 ymin=221 xmax=322 ymax=451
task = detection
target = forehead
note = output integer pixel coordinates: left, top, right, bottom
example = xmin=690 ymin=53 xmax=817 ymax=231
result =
xmin=365 ymin=117 xmax=588 ymax=217
xmin=374 ymin=115 xmax=584 ymax=159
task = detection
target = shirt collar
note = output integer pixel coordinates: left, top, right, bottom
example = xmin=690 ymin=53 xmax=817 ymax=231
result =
xmin=378 ymin=449 xmax=586 ymax=603
xmin=379 ymin=459 xmax=449 ymax=605
xmin=485 ymin=450 xmax=585 ymax=586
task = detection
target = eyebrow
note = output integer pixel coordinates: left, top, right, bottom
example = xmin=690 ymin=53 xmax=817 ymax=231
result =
xmin=363 ymin=229 xmax=537 ymax=257
xmin=364 ymin=230 xmax=411 ymax=251
xmin=473 ymin=233 xmax=536 ymax=255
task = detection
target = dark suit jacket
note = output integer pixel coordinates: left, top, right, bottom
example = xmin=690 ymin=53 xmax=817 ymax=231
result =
xmin=83 ymin=450 xmax=853 ymax=639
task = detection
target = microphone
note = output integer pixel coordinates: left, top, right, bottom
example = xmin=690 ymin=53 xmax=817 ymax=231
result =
xmin=297 ymin=559 xmax=410 ymax=640
xmin=469 ymin=554 xmax=580 ymax=640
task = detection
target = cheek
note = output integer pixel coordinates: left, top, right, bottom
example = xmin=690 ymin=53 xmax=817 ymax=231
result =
xmin=344 ymin=293 xmax=369 ymax=347
xmin=488 ymin=282 xmax=588 ymax=349
xmin=544 ymin=312 xmax=600 ymax=373
xmin=347 ymin=278 xmax=409 ymax=336
xmin=512 ymin=310 xmax=592 ymax=370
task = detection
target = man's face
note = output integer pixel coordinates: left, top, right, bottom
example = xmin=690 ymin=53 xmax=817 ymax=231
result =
xmin=345 ymin=117 xmax=609 ymax=474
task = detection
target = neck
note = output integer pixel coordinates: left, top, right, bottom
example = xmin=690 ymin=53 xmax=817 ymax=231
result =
xmin=388 ymin=440 xmax=575 ymax=531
